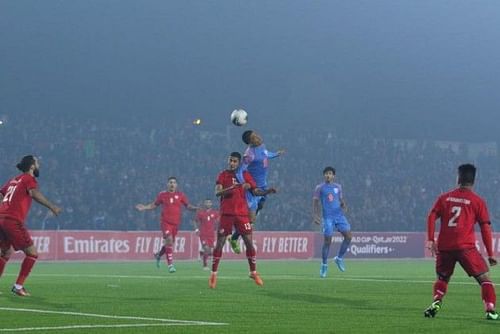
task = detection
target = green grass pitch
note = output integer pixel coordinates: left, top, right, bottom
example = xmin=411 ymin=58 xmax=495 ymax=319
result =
xmin=0 ymin=259 xmax=498 ymax=333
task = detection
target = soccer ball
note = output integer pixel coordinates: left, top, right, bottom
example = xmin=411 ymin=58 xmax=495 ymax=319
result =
xmin=230 ymin=109 xmax=248 ymax=126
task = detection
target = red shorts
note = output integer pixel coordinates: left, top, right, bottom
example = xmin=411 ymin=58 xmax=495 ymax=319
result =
xmin=200 ymin=236 xmax=215 ymax=247
xmin=219 ymin=215 xmax=252 ymax=236
xmin=436 ymin=247 xmax=489 ymax=278
xmin=161 ymin=223 xmax=179 ymax=240
xmin=0 ymin=217 xmax=33 ymax=251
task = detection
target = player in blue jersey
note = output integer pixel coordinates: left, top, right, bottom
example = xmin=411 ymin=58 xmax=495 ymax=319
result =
xmin=313 ymin=166 xmax=352 ymax=278
xmin=229 ymin=130 xmax=284 ymax=254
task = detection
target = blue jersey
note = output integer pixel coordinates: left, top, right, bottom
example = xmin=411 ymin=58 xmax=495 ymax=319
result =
xmin=313 ymin=182 xmax=344 ymax=218
xmin=243 ymin=144 xmax=279 ymax=189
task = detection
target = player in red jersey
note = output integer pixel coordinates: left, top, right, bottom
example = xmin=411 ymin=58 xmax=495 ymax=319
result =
xmin=193 ymin=198 xmax=219 ymax=270
xmin=209 ymin=152 xmax=276 ymax=289
xmin=424 ymin=164 xmax=498 ymax=320
xmin=0 ymin=155 xmax=62 ymax=296
xmin=135 ymin=177 xmax=198 ymax=273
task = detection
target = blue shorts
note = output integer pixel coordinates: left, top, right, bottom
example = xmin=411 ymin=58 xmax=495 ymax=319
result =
xmin=246 ymin=190 xmax=266 ymax=212
xmin=322 ymin=216 xmax=350 ymax=237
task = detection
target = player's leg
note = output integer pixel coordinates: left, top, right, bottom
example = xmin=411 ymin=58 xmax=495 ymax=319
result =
xmin=320 ymin=218 xmax=333 ymax=277
xmin=229 ymin=229 xmax=241 ymax=254
xmin=333 ymin=216 xmax=351 ymax=272
xmin=209 ymin=216 xmax=232 ymax=288
xmin=237 ymin=217 xmax=263 ymax=286
xmin=255 ymin=196 xmax=266 ymax=217
xmin=0 ymin=223 xmax=13 ymax=279
xmin=162 ymin=225 xmax=177 ymax=272
xmin=424 ymin=251 xmax=455 ymax=318
xmin=3 ymin=221 xmax=37 ymax=296
xmin=154 ymin=224 xmax=168 ymax=267
xmin=12 ymin=244 xmax=38 ymax=297
xmin=0 ymin=245 xmax=13 ymax=279
xmin=459 ymin=248 xmax=498 ymax=319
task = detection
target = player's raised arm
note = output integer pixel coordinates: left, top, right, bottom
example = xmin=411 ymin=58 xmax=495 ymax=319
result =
xmin=29 ymin=188 xmax=62 ymax=216
xmin=135 ymin=202 xmax=157 ymax=211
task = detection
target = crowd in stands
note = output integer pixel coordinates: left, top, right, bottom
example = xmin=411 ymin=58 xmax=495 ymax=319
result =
xmin=1 ymin=113 xmax=498 ymax=232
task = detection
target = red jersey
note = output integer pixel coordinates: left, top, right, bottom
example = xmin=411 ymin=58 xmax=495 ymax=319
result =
xmin=154 ymin=191 xmax=189 ymax=225
xmin=428 ymin=188 xmax=490 ymax=251
xmin=196 ymin=209 xmax=219 ymax=237
xmin=0 ymin=174 xmax=38 ymax=223
xmin=216 ymin=169 xmax=256 ymax=216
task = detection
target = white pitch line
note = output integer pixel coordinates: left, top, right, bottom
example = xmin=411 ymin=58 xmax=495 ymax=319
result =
xmin=0 ymin=307 xmax=228 ymax=326
xmin=1 ymin=272 xmax=480 ymax=285
xmin=0 ymin=323 xmax=206 ymax=332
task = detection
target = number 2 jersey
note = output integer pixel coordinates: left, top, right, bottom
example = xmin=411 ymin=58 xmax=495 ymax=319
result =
xmin=0 ymin=174 xmax=38 ymax=223
xmin=428 ymin=187 xmax=490 ymax=252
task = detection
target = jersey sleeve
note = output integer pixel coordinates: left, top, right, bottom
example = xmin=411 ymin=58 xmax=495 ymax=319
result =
xmin=24 ymin=176 xmax=38 ymax=192
xmin=265 ymin=148 xmax=280 ymax=159
xmin=338 ymin=184 xmax=344 ymax=199
xmin=0 ymin=182 xmax=8 ymax=196
xmin=477 ymin=198 xmax=491 ymax=224
xmin=313 ymin=184 xmax=322 ymax=199
xmin=181 ymin=193 xmax=189 ymax=207
xmin=243 ymin=148 xmax=255 ymax=166
xmin=216 ymin=172 xmax=224 ymax=186
xmin=429 ymin=196 xmax=443 ymax=218
xmin=243 ymin=171 xmax=257 ymax=189
xmin=154 ymin=193 xmax=162 ymax=206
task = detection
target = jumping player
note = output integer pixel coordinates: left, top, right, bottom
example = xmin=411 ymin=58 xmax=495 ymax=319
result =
xmin=313 ymin=166 xmax=352 ymax=278
xmin=424 ymin=164 xmax=498 ymax=320
xmin=229 ymin=130 xmax=284 ymax=253
xmin=193 ymin=198 xmax=219 ymax=270
xmin=136 ymin=177 xmax=198 ymax=273
xmin=0 ymin=155 xmax=62 ymax=296
xmin=209 ymin=152 xmax=276 ymax=289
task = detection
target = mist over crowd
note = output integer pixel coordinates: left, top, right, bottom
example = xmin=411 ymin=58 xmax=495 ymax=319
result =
xmin=1 ymin=112 xmax=498 ymax=232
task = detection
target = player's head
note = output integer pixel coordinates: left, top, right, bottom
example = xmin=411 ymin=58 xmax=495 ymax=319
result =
xmin=16 ymin=155 xmax=40 ymax=178
xmin=242 ymin=130 xmax=262 ymax=146
xmin=167 ymin=176 xmax=178 ymax=191
xmin=203 ymin=198 xmax=213 ymax=209
xmin=228 ymin=152 xmax=241 ymax=171
xmin=457 ymin=164 xmax=476 ymax=186
xmin=323 ymin=166 xmax=335 ymax=183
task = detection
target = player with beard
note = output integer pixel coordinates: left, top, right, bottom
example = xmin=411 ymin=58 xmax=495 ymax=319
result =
xmin=0 ymin=155 xmax=62 ymax=296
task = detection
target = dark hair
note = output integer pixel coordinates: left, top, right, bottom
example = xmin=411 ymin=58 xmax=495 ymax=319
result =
xmin=230 ymin=152 xmax=242 ymax=160
xmin=168 ymin=176 xmax=177 ymax=182
xmin=242 ymin=130 xmax=253 ymax=145
xmin=458 ymin=164 xmax=476 ymax=185
xmin=16 ymin=155 xmax=36 ymax=173
xmin=323 ymin=166 xmax=336 ymax=175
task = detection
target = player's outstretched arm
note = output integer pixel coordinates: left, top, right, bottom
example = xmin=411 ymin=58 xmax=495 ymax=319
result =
xmin=215 ymin=184 xmax=238 ymax=197
xmin=187 ymin=204 xmax=200 ymax=211
xmin=29 ymin=189 xmax=62 ymax=216
xmin=135 ymin=202 xmax=157 ymax=211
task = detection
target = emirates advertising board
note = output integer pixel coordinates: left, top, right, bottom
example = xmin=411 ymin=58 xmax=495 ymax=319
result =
xmin=9 ymin=231 xmax=500 ymax=260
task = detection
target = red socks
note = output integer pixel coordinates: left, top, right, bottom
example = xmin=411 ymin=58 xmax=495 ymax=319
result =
xmin=246 ymin=248 xmax=256 ymax=272
xmin=165 ymin=246 xmax=174 ymax=266
xmin=481 ymin=281 xmax=497 ymax=312
xmin=16 ymin=255 xmax=37 ymax=286
xmin=211 ymin=248 xmax=222 ymax=272
xmin=433 ymin=279 xmax=448 ymax=301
